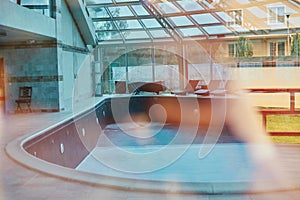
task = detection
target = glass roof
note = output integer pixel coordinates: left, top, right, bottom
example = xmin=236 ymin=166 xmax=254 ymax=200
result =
xmin=85 ymin=0 xmax=300 ymax=44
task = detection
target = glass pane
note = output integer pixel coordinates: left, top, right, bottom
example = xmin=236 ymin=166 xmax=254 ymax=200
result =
xmin=149 ymin=29 xmax=171 ymax=38
xmin=86 ymin=0 xmax=113 ymax=3
xmin=187 ymin=44 xmax=211 ymax=82
xmin=94 ymin=21 xmax=117 ymax=31
xmin=179 ymin=28 xmax=203 ymax=36
xmin=203 ymin=25 xmax=231 ymax=34
xmin=123 ymin=31 xmax=150 ymax=39
xmin=121 ymin=20 xmax=143 ymax=29
xmin=270 ymin=42 xmax=276 ymax=56
xmin=115 ymin=0 xmax=139 ymax=2
xmin=131 ymin=5 xmax=150 ymax=16
xmin=128 ymin=66 xmax=153 ymax=82
xmin=115 ymin=20 xmax=129 ymax=29
xmin=108 ymin=6 xmax=134 ymax=17
xmin=169 ymin=16 xmax=193 ymax=26
xmin=191 ymin=13 xmax=219 ymax=24
xmin=229 ymin=44 xmax=235 ymax=57
xmin=216 ymin=12 xmax=232 ymax=23
xmin=177 ymin=0 xmax=204 ymax=11
xmin=21 ymin=0 xmax=48 ymax=5
xmin=157 ymin=2 xmax=181 ymax=14
xmin=155 ymin=65 xmax=179 ymax=89
xmin=201 ymin=0 xmax=215 ymax=9
xmin=141 ymin=19 xmax=162 ymax=28
xmin=278 ymin=7 xmax=285 ymax=23
xmin=87 ymin=7 xmax=109 ymax=18
xmin=97 ymin=31 xmax=122 ymax=40
xmin=278 ymin=41 xmax=285 ymax=56
xmin=268 ymin=7 xmax=277 ymax=24
xmin=127 ymin=48 xmax=152 ymax=66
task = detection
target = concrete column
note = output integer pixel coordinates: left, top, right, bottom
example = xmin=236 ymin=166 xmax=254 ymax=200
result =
xmin=55 ymin=0 xmax=66 ymax=111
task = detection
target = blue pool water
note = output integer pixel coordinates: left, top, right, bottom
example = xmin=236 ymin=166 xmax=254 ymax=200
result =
xmin=76 ymin=122 xmax=255 ymax=183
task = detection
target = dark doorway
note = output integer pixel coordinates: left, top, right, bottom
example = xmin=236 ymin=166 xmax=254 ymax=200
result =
xmin=0 ymin=58 xmax=5 ymax=113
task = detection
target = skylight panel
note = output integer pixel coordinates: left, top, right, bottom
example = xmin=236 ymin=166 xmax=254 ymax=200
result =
xmin=86 ymin=0 xmax=113 ymax=3
xmin=191 ymin=13 xmax=219 ymax=24
xmin=123 ymin=31 xmax=150 ymax=39
xmin=97 ymin=31 xmax=122 ymax=41
xmin=149 ymin=29 xmax=171 ymax=38
xmin=216 ymin=12 xmax=232 ymax=23
xmin=115 ymin=0 xmax=139 ymax=3
xmin=177 ymin=0 xmax=204 ymax=12
xmin=87 ymin=7 xmax=109 ymax=18
xmin=202 ymin=25 xmax=231 ymax=34
xmin=94 ymin=21 xmax=117 ymax=31
xmin=141 ymin=19 xmax=162 ymax=28
xmin=120 ymin=20 xmax=143 ymax=29
xmin=169 ymin=16 xmax=193 ymax=26
xmin=108 ymin=6 xmax=134 ymax=17
xmin=179 ymin=28 xmax=204 ymax=37
xmin=131 ymin=5 xmax=150 ymax=16
xmin=157 ymin=2 xmax=181 ymax=14
xmin=201 ymin=0 xmax=215 ymax=9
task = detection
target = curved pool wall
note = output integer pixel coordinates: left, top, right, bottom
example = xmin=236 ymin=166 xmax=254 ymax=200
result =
xmin=22 ymin=96 xmax=229 ymax=168
xmin=7 ymin=95 xmax=298 ymax=194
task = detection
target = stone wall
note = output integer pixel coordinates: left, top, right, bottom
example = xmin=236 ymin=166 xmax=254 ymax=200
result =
xmin=0 ymin=46 xmax=59 ymax=112
xmin=0 ymin=0 xmax=95 ymax=113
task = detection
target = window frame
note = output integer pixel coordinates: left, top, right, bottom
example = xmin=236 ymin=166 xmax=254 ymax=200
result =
xmin=226 ymin=9 xmax=243 ymax=27
xmin=267 ymin=6 xmax=285 ymax=25
xmin=269 ymin=40 xmax=286 ymax=57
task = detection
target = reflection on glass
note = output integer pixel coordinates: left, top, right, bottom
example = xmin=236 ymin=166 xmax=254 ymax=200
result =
xmin=94 ymin=21 xmax=117 ymax=31
xmin=268 ymin=6 xmax=285 ymax=24
xmin=121 ymin=20 xmax=143 ymax=29
xmin=97 ymin=31 xmax=122 ymax=41
xmin=87 ymin=7 xmax=109 ymax=18
xmin=108 ymin=6 xmax=134 ymax=17
xmin=123 ymin=31 xmax=150 ymax=39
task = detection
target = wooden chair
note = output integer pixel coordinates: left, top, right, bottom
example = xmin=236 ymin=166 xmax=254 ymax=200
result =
xmin=15 ymin=86 xmax=32 ymax=112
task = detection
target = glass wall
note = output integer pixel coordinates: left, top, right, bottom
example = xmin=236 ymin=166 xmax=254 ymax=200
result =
xmin=10 ymin=0 xmax=53 ymax=17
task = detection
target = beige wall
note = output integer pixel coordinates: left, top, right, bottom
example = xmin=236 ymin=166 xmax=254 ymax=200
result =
xmin=230 ymin=67 xmax=300 ymax=108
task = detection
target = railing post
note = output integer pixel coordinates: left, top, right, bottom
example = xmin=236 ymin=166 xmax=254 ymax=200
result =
xmin=262 ymin=112 xmax=267 ymax=132
xmin=290 ymin=90 xmax=295 ymax=112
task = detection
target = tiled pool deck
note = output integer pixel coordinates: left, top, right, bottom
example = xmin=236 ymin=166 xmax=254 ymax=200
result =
xmin=1 ymin=97 xmax=300 ymax=199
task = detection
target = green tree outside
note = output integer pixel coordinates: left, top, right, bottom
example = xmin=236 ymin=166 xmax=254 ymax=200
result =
xmin=291 ymin=32 xmax=300 ymax=57
xmin=235 ymin=37 xmax=253 ymax=58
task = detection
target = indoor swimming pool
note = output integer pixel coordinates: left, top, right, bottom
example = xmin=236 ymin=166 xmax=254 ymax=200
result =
xmin=5 ymin=95 xmax=296 ymax=194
